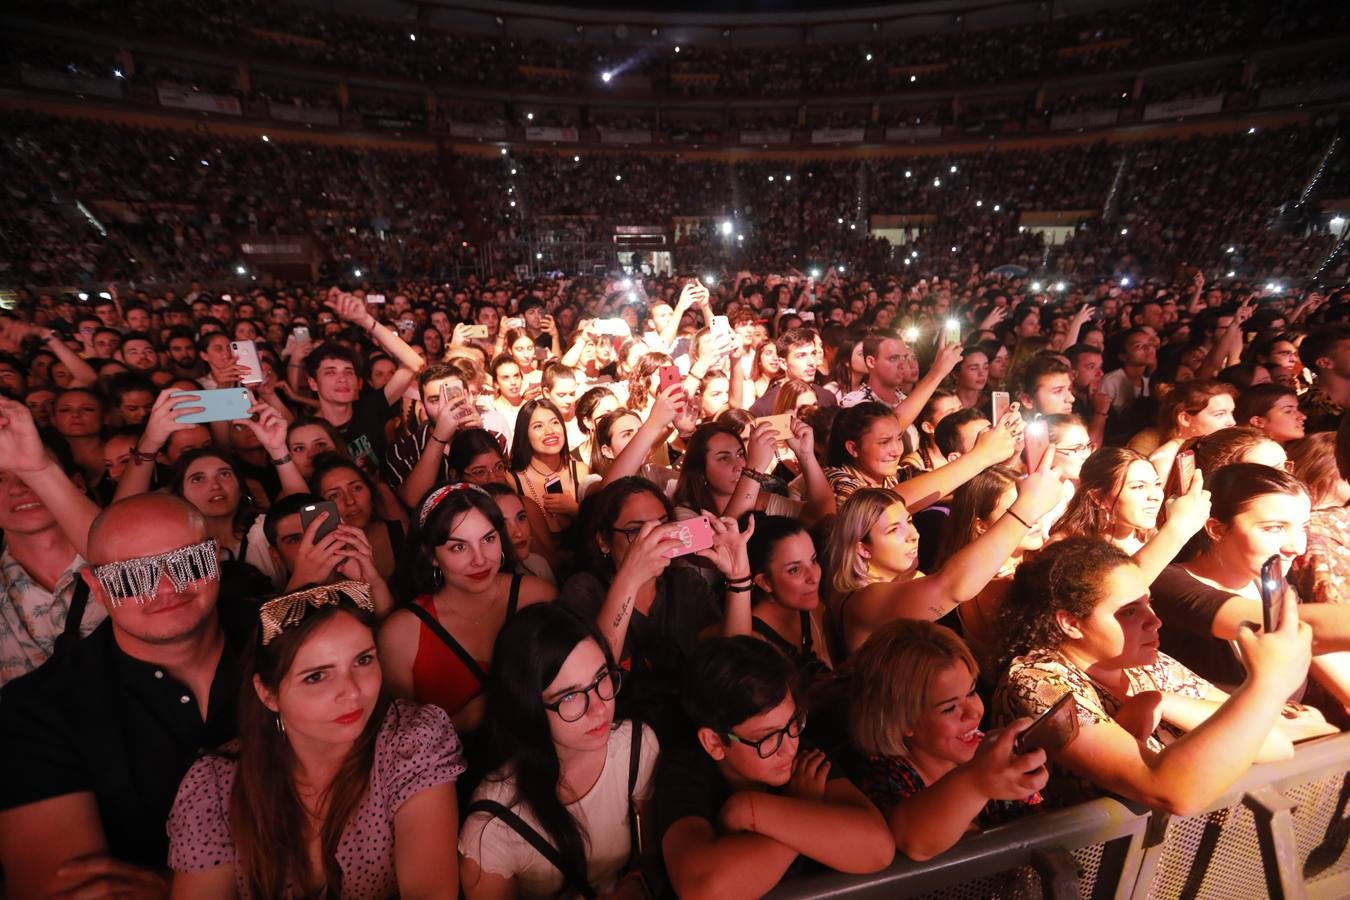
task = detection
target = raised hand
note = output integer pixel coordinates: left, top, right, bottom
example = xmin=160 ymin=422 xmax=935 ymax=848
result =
xmin=1162 ymin=468 xmax=1211 ymax=536
xmin=784 ymin=415 xmax=815 ymax=462
xmin=931 ymin=339 xmax=965 ymax=379
xmin=965 ymin=722 xmax=1049 ymax=799
xmin=326 ymin=290 xmax=374 ymax=329
xmin=744 ymin=421 xmax=780 ymax=475
xmin=695 ymin=513 xmax=755 ymax=580
xmin=0 ymin=396 xmax=50 ymax=474
xmin=140 ymin=389 xmax=205 ymax=455
xmin=239 ymin=402 xmax=289 ymax=458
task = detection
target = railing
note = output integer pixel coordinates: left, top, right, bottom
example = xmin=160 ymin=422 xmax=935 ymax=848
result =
xmin=768 ymin=732 xmax=1350 ymax=900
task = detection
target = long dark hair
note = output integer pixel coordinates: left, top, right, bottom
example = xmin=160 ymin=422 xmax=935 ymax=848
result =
xmin=446 ymin=427 xmax=507 ymax=480
xmin=167 ymin=447 xmax=256 ymax=535
xmin=230 ymin=600 xmax=389 ymax=899
xmin=510 ymin=398 xmax=573 ymax=472
xmin=827 ymin=401 xmax=896 ymax=467
xmin=1050 ymin=446 xmax=1154 ymax=540
xmin=403 ymin=483 xmax=521 ymax=597
xmin=580 ymin=477 xmax=675 ymax=575
xmin=1181 ymin=463 xmax=1307 ymax=561
xmin=671 ymin=422 xmax=743 ymax=514
xmin=475 ymin=604 xmax=621 ymax=887
xmin=934 ymin=466 xmax=1020 ymax=568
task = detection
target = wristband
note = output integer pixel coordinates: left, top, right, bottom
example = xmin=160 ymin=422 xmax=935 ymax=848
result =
xmin=1006 ymin=508 xmax=1033 ymax=530
xmin=129 ymin=446 xmax=158 ymax=465
xmin=739 ymin=469 xmax=773 ymax=485
xmin=427 ymin=433 xmax=448 ymax=445
xmin=270 ymin=453 xmax=293 ymax=467
xmin=725 ymin=583 xmax=754 ymax=593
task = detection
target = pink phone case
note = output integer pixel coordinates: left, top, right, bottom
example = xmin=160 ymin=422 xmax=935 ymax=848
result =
xmin=665 ymin=516 xmax=715 ymax=558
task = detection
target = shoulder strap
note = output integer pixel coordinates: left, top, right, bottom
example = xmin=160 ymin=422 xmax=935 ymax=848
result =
xmin=406 ymin=601 xmax=490 ymax=684
xmin=465 ymin=799 xmax=597 ymax=900
xmin=799 ymin=609 xmax=815 ymax=653
xmin=626 ymin=721 xmax=644 ymax=862
xmin=54 ymin=578 xmax=90 ymax=655
xmin=507 ymin=572 xmax=523 ymax=617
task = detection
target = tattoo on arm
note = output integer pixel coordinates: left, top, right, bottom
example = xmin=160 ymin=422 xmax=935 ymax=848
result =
xmin=611 ymin=593 xmax=634 ymax=630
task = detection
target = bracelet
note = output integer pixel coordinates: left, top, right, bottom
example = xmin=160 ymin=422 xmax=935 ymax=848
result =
xmin=129 ymin=446 xmax=157 ymax=465
xmin=739 ymin=469 xmax=773 ymax=485
xmin=427 ymin=433 xmax=448 ymax=445
xmin=270 ymin=453 xmax=293 ymax=467
xmin=1006 ymin=508 xmax=1033 ymax=530
xmin=725 ymin=583 xmax=754 ymax=593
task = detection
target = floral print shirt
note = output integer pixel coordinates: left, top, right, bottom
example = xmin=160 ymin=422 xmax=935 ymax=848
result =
xmin=994 ymin=647 xmax=1211 ymax=808
xmin=1289 ymin=506 xmax=1350 ymax=606
xmin=0 ymin=546 xmax=105 ymax=686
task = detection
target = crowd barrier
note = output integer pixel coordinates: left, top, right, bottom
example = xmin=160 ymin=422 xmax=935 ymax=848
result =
xmin=769 ymin=732 xmax=1350 ymax=900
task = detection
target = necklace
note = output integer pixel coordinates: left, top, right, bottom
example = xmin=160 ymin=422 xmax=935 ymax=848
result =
xmin=520 ymin=469 xmax=557 ymax=524
xmin=529 ymin=458 xmax=562 ymax=479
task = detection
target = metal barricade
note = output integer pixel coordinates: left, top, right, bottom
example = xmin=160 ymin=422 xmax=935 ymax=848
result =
xmin=766 ymin=732 xmax=1350 ymax=900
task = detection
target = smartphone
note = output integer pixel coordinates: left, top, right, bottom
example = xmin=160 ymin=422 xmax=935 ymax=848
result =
xmin=291 ymin=326 xmax=311 ymax=344
xmin=462 ymin=324 xmax=489 ymax=340
xmin=1260 ymin=554 xmax=1288 ymax=633
xmin=300 ymin=500 xmax=341 ymax=545
xmin=595 ymin=318 xmax=631 ymax=337
xmin=505 ymin=317 xmax=525 ymax=330
xmin=664 ymin=515 xmax=716 ymax=558
xmin=441 ymin=382 xmax=466 ymax=405
xmin=992 ymin=391 xmax=1010 ymax=424
xmin=398 ymin=319 xmax=416 ymax=333
xmin=544 ymin=475 xmax=564 ymax=495
xmin=1023 ymin=418 xmax=1050 ymax=473
xmin=1015 ymin=692 xmax=1080 ymax=756
xmin=366 ymin=293 xmax=387 ymax=304
xmin=230 ymin=340 xmax=264 ymax=385
xmin=658 ymin=364 xmax=684 ymax=395
xmin=944 ymin=318 xmax=962 ymax=344
xmin=710 ymin=315 xmax=732 ymax=338
xmin=781 ymin=307 xmax=797 ymax=316
xmin=171 ymin=387 xmax=252 ymax=424
xmin=754 ymin=413 xmax=794 ymax=445
xmin=1173 ymin=449 xmax=1196 ymax=494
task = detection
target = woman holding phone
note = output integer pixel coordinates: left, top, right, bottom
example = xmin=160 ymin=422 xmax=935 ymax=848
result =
xmin=849 ymin=620 xmax=1047 ymax=860
xmin=509 ymin=399 xmax=588 ymax=546
xmin=559 ymin=477 xmax=752 ymax=741
xmin=995 ymin=537 xmax=1309 ymax=812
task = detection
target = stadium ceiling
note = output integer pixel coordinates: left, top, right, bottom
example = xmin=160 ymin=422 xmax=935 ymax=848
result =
xmin=327 ymin=0 xmax=1147 ymax=44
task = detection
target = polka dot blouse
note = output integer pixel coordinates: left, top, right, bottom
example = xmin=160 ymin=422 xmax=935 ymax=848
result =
xmin=167 ymin=700 xmax=465 ymax=898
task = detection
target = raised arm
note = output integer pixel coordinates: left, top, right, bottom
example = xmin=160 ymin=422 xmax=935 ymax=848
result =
xmin=1054 ymin=593 xmax=1310 ymax=816
xmin=908 ymin=463 xmax=1065 ymax=618
xmin=895 ymin=417 xmax=1017 ymax=513
xmin=784 ymin=416 xmax=835 ymax=523
xmin=1133 ymin=471 xmax=1210 ymax=583
xmin=114 ymin=389 xmax=206 ymax=502
xmin=327 ymin=290 xmax=424 ymax=403
xmin=894 ymin=340 xmax=963 ymax=434
xmin=0 ymin=398 xmax=100 ymax=559
xmin=599 ymin=386 xmax=682 ymax=491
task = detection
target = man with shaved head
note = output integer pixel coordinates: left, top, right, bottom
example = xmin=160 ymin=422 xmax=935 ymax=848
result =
xmin=0 ymin=488 xmax=249 ymax=899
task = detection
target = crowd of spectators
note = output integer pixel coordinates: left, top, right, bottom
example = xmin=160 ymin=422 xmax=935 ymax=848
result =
xmin=0 ymin=232 xmax=1348 ymax=897
xmin=3 ymin=113 xmax=1346 ymax=291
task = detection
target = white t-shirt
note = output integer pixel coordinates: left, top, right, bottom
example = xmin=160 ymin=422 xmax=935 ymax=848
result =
xmin=459 ymin=720 xmax=659 ymax=898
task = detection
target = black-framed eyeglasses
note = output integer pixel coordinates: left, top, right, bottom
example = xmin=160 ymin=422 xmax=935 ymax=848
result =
xmin=723 ymin=711 xmax=807 ymax=759
xmin=610 ymin=518 xmax=670 ymax=542
xmin=542 ymin=667 xmax=624 ymax=722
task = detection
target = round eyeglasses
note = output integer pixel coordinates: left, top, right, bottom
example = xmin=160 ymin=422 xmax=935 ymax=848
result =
xmin=723 ymin=711 xmax=807 ymax=759
xmin=542 ymin=667 xmax=624 ymax=723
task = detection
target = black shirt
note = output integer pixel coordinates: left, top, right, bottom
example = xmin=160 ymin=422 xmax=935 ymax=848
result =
xmin=1150 ymin=564 xmax=1245 ymax=687
xmin=0 ymin=618 xmax=243 ymax=867
xmin=331 ymin=385 xmax=397 ymax=472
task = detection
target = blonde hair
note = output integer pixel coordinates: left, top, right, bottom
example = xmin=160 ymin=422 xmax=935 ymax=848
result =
xmin=849 ymin=619 xmax=979 ymax=758
xmin=826 ymin=487 xmax=903 ymax=595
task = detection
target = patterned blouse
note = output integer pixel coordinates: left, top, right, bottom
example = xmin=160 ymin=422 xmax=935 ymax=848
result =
xmin=994 ymin=647 xmax=1211 ymax=808
xmin=823 ymin=465 xmax=902 ymax=503
xmin=1289 ymin=506 xmax=1350 ymax=606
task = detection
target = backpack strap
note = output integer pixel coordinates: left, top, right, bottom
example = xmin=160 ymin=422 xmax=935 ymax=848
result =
xmin=627 ymin=721 xmax=644 ymax=861
xmin=465 ymin=799 xmax=596 ymax=899
xmin=406 ymin=601 xmax=490 ymax=685
xmin=506 ymin=572 xmax=523 ymax=617
xmin=54 ymin=577 xmax=90 ymax=656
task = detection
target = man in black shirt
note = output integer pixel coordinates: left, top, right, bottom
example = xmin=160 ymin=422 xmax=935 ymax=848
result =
xmin=290 ymin=290 xmax=424 ymax=472
xmin=0 ymin=494 xmax=248 ymax=899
